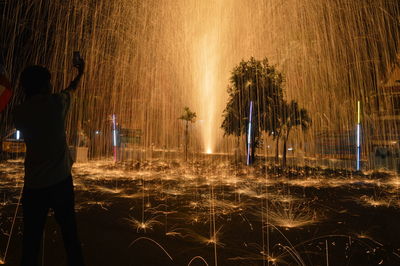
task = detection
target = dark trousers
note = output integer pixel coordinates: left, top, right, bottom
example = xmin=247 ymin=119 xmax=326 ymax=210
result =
xmin=21 ymin=176 xmax=84 ymax=266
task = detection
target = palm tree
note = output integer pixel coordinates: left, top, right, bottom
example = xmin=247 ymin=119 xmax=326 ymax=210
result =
xmin=179 ymin=107 xmax=196 ymax=161
xmin=280 ymin=100 xmax=311 ymax=167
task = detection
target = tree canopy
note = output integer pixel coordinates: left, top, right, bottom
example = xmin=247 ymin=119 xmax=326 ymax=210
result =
xmin=179 ymin=106 xmax=196 ymax=123
xmin=221 ymin=57 xmax=311 ymax=166
xmin=222 ymin=57 xmax=284 ymax=137
xmin=221 ymin=57 xmax=284 ymax=162
xmin=270 ymin=100 xmax=311 ymax=166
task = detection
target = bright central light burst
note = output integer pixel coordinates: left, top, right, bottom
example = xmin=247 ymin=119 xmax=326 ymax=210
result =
xmin=191 ymin=1 xmax=230 ymax=155
xmin=196 ymin=31 xmax=218 ymax=154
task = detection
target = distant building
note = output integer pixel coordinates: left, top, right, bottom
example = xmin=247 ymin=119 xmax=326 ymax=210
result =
xmin=315 ymin=130 xmax=356 ymax=160
xmin=370 ymin=58 xmax=400 ymax=170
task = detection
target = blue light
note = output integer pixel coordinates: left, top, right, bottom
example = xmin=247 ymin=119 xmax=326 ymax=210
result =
xmin=112 ymin=114 xmax=118 ymax=162
xmin=247 ymin=101 xmax=253 ymax=165
xmin=112 ymin=114 xmax=117 ymax=147
xmin=356 ymin=100 xmax=361 ymax=171
xmin=356 ymin=124 xmax=361 ymax=171
xmin=16 ymin=130 xmax=20 ymax=140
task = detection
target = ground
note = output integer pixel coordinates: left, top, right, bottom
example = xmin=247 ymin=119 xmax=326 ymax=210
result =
xmin=0 ymin=159 xmax=400 ymax=265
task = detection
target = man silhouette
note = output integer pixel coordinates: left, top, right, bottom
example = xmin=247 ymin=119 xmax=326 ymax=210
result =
xmin=14 ymin=55 xmax=85 ymax=266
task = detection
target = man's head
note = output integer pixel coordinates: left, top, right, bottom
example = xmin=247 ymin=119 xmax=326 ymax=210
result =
xmin=20 ymin=65 xmax=52 ymax=98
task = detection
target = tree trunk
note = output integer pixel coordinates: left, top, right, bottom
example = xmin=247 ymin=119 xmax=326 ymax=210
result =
xmin=251 ymin=136 xmax=256 ymax=164
xmin=282 ymin=138 xmax=287 ymax=168
xmin=282 ymin=129 xmax=290 ymax=168
xmin=235 ymin=136 xmax=240 ymax=164
xmin=275 ymin=137 xmax=280 ymax=164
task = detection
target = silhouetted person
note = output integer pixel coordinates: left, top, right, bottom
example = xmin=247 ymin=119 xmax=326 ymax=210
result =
xmin=14 ymin=57 xmax=85 ymax=266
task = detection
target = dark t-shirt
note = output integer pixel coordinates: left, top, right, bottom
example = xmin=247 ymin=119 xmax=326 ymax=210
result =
xmin=14 ymin=91 xmax=73 ymax=189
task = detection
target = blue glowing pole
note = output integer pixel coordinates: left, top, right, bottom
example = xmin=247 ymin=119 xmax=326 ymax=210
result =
xmin=356 ymin=124 xmax=361 ymax=171
xmin=112 ymin=114 xmax=117 ymax=161
xmin=247 ymin=101 xmax=253 ymax=165
xmin=356 ymin=101 xmax=361 ymax=171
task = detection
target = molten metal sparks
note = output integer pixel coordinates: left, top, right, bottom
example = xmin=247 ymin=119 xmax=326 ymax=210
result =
xmin=1 ymin=159 xmax=400 ymax=264
xmin=76 ymin=200 xmax=110 ymax=211
xmin=187 ymin=256 xmax=209 ymax=266
xmin=92 ymin=185 xmax=124 ymax=195
xmin=165 ymin=231 xmax=182 ymax=237
xmin=126 ymin=217 xmax=163 ymax=233
xmin=129 ymin=237 xmax=173 ymax=261
xmin=358 ymin=194 xmax=400 ymax=208
xmin=0 ymin=0 xmax=400 ymax=264
xmin=266 ymin=201 xmax=318 ymax=229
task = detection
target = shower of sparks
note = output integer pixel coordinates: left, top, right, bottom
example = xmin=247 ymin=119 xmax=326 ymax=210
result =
xmin=0 ymin=0 xmax=400 ymax=264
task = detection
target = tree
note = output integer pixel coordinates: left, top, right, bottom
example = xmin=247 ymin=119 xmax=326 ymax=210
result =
xmin=268 ymin=100 xmax=311 ymax=167
xmin=221 ymin=57 xmax=284 ymax=164
xmin=179 ymin=106 xmax=196 ymax=161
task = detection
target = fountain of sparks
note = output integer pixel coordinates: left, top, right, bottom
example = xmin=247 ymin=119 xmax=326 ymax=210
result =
xmin=194 ymin=31 xmax=219 ymax=154
xmin=1 ymin=0 xmax=400 ymax=265
xmin=1 ymin=0 xmax=399 ymax=163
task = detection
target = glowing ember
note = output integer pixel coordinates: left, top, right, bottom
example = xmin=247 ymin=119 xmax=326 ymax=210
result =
xmin=126 ymin=217 xmax=162 ymax=233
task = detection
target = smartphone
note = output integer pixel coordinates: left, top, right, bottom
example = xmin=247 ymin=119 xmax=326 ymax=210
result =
xmin=73 ymin=51 xmax=81 ymax=66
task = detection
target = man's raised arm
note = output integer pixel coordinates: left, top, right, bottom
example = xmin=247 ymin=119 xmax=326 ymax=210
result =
xmin=64 ymin=53 xmax=84 ymax=93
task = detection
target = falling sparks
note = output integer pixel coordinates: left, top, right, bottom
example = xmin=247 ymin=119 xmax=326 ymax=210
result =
xmin=0 ymin=0 xmax=400 ymax=265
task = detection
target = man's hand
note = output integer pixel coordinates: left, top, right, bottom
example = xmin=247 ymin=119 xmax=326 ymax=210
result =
xmin=64 ymin=54 xmax=85 ymax=93
xmin=74 ymin=57 xmax=85 ymax=75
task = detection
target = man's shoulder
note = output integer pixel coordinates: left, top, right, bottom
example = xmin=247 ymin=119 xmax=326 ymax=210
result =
xmin=52 ymin=90 xmax=69 ymax=97
xmin=51 ymin=90 xmax=70 ymax=104
xmin=13 ymin=104 xmax=22 ymax=121
xmin=53 ymin=90 xmax=71 ymax=99
xmin=13 ymin=101 xmax=29 ymax=118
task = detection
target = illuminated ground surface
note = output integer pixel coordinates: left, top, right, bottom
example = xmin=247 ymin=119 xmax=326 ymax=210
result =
xmin=1 ymin=159 xmax=400 ymax=265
